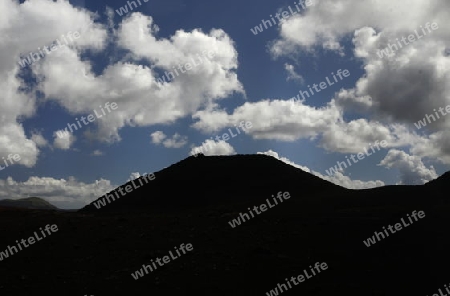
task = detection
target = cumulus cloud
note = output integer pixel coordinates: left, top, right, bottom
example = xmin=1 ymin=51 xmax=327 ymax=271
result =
xmin=53 ymin=130 xmax=76 ymax=150
xmin=271 ymin=0 xmax=449 ymax=56
xmin=31 ymin=132 xmax=49 ymax=148
xmin=32 ymin=11 xmax=244 ymax=144
xmin=190 ymin=140 xmax=236 ymax=156
xmin=275 ymin=1 xmax=450 ymax=121
xmin=0 ymin=0 xmax=245 ymax=152
xmin=409 ymin=131 xmax=450 ymax=165
xmin=192 ymin=99 xmax=409 ymax=154
xmin=192 ymin=99 xmax=341 ymax=140
xmin=161 ymin=134 xmax=188 ymax=148
xmin=267 ymin=0 xmax=450 ymax=164
xmin=258 ymin=150 xmax=384 ymax=189
xmin=0 ymin=0 xmax=108 ymax=167
xmin=379 ymin=149 xmax=438 ymax=185
xmin=150 ymin=131 xmax=167 ymax=144
xmin=151 ymin=131 xmax=187 ymax=148
xmin=319 ymin=119 xmax=391 ymax=153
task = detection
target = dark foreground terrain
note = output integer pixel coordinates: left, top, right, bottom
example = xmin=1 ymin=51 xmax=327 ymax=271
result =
xmin=0 ymin=155 xmax=449 ymax=295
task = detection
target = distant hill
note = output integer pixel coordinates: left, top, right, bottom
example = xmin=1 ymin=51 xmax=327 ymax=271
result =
xmin=0 ymin=197 xmax=58 ymax=210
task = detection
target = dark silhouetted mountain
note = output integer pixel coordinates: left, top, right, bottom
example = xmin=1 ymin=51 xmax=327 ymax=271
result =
xmin=1 ymin=154 xmax=450 ymax=295
xmin=81 ymin=154 xmax=346 ymax=211
xmin=0 ymin=197 xmax=58 ymax=210
xmin=82 ymin=154 xmax=450 ymax=213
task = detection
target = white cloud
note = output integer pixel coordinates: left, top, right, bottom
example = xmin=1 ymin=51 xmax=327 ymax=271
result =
xmin=31 ymin=12 xmax=244 ymax=143
xmin=31 ymin=132 xmax=48 ymax=148
xmin=284 ymin=63 xmax=304 ymax=83
xmin=192 ymin=99 xmax=398 ymax=153
xmin=151 ymin=131 xmax=187 ymax=148
xmin=161 ymin=133 xmax=188 ymax=148
xmin=319 ymin=119 xmax=391 ymax=153
xmin=267 ymin=0 xmax=450 ymax=165
xmin=0 ymin=1 xmax=244 ymax=152
xmin=150 ymin=131 xmax=167 ymax=144
xmin=192 ymin=99 xmax=341 ymax=139
xmin=0 ymin=0 xmax=108 ymax=168
xmin=271 ymin=0 xmax=449 ymax=56
xmin=190 ymin=139 xmax=236 ymax=156
xmin=53 ymin=130 xmax=76 ymax=150
xmin=379 ymin=149 xmax=438 ymax=185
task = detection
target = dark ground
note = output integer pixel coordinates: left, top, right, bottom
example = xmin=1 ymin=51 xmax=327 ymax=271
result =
xmin=0 ymin=155 xmax=449 ymax=295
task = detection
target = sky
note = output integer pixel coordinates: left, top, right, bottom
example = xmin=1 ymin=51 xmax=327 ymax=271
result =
xmin=1 ymin=0 xmax=449 ymax=209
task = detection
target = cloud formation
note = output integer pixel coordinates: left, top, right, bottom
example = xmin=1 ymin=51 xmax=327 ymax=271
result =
xmin=379 ymin=149 xmax=438 ymax=185
xmin=151 ymin=131 xmax=187 ymax=148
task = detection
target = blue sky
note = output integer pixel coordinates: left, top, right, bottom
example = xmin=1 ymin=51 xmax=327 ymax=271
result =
xmin=1 ymin=0 xmax=449 ymax=208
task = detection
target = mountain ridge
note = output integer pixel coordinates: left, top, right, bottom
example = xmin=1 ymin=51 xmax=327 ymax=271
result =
xmin=81 ymin=154 xmax=449 ymax=212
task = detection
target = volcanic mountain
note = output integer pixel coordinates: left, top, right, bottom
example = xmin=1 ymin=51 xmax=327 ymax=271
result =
xmin=82 ymin=154 xmax=346 ymax=212
xmin=1 ymin=154 xmax=450 ymax=295
xmin=82 ymin=154 xmax=447 ymax=212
